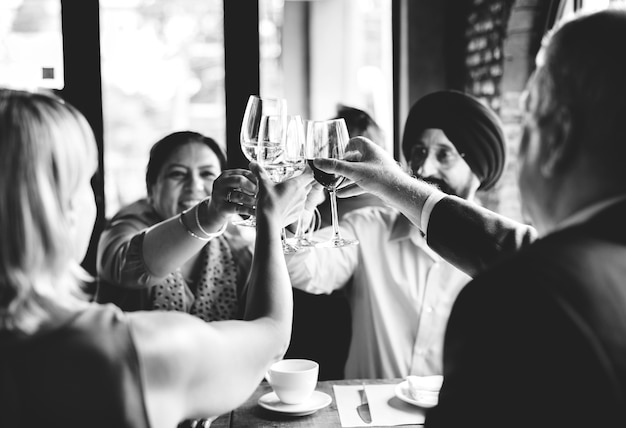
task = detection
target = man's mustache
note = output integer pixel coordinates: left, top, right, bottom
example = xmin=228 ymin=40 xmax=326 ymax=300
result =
xmin=418 ymin=176 xmax=455 ymax=196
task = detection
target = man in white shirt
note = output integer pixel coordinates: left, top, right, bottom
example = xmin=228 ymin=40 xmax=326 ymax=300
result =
xmin=286 ymin=90 xmax=506 ymax=379
xmin=312 ymin=9 xmax=626 ymax=426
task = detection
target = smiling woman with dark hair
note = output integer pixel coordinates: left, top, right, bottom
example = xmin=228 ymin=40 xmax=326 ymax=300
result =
xmin=96 ymin=130 xmax=257 ymax=321
xmin=145 ymin=131 xmax=227 ymax=189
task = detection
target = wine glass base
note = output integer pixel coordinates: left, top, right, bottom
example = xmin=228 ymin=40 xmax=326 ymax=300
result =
xmin=285 ymin=237 xmax=320 ymax=248
xmin=316 ymin=237 xmax=359 ymax=248
xmin=232 ymin=217 xmax=256 ymax=227
xmin=282 ymin=242 xmax=304 ymax=254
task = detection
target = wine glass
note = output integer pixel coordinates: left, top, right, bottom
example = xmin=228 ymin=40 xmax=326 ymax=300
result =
xmin=289 ymin=206 xmax=322 ymax=248
xmin=305 ymin=118 xmax=359 ymax=248
xmin=265 ymin=114 xmax=307 ymax=254
xmin=286 ymin=120 xmax=324 ymax=249
xmin=235 ymin=94 xmax=287 ymax=227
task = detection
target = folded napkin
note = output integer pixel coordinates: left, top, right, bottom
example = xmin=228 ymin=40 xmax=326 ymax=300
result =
xmin=333 ymin=384 xmax=426 ymax=427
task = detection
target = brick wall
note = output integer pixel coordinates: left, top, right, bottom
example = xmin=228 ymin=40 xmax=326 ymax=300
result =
xmin=462 ymin=0 xmax=550 ymax=222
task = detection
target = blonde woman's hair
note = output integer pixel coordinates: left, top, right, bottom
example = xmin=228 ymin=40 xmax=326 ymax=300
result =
xmin=0 ymin=88 xmax=97 ymax=333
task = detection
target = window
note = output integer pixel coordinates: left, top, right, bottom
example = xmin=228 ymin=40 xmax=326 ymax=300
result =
xmin=0 ymin=0 xmax=63 ymax=90
xmin=259 ymin=0 xmax=394 ymax=152
xmin=100 ymin=0 xmax=226 ymax=217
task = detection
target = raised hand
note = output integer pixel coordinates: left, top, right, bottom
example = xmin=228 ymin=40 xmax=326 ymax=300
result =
xmin=313 ymin=136 xmax=406 ymax=200
xmin=314 ymin=136 xmax=443 ymax=229
xmin=205 ymin=169 xmax=258 ymax=225
xmin=250 ymin=161 xmax=315 ymax=228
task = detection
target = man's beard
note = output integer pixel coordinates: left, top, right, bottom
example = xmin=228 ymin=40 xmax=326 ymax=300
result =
xmin=419 ymin=176 xmax=457 ymax=197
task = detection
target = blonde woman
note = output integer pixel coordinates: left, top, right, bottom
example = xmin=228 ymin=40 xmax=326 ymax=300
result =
xmin=0 ymin=88 xmax=313 ymax=428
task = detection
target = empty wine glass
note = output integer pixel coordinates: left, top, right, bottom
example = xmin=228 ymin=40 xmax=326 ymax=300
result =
xmin=265 ymin=114 xmax=307 ymax=254
xmin=305 ymin=118 xmax=359 ymax=248
xmin=285 ymin=120 xmax=323 ymax=248
xmin=235 ymin=94 xmax=287 ymax=227
xmin=289 ymin=206 xmax=322 ymax=248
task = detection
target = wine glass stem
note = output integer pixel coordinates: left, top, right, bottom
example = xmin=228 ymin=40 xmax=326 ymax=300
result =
xmin=294 ymin=210 xmax=305 ymax=240
xmin=329 ymin=188 xmax=342 ymax=241
xmin=281 ymin=227 xmax=288 ymax=244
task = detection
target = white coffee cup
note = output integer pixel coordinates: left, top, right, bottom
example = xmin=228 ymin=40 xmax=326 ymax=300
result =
xmin=266 ymin=359 xmax=319 ymax=404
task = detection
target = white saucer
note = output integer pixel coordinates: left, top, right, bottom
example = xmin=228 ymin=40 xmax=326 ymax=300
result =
xmin=395 ymin=380 xmax=439 ymax=409
xmin=258 ymin=390 xmax=332 ymax=416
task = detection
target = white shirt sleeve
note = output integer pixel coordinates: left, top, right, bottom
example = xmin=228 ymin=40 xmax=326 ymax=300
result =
xmin=285 ymin=226 xmax=359 ymax=295
xmin=420 ymin=193 xmax=447 ymax=237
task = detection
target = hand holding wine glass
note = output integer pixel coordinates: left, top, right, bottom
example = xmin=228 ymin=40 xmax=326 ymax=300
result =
xmin=305 ymin=118 xmax=359 ymax=248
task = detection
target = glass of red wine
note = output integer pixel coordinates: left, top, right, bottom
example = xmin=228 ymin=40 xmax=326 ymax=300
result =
xmin=305 ymin=118 xmax=359 ymax=248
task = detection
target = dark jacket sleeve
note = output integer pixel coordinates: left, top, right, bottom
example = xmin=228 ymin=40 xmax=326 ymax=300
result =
xmin=426 ymin=196 xmax=537 ymax=277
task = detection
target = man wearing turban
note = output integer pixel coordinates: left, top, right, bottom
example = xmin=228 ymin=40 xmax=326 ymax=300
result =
xmin=285 ymin=90 xmax=507 ymax=379
xmin=402 ymin=90 xmax=505 ymax=197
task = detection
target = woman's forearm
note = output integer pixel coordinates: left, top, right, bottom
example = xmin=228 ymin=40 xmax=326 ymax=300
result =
xmin=142 ymin=203 xmax=226 ymax=278
xmin=243 ymin=210 xmax=293 ymax=355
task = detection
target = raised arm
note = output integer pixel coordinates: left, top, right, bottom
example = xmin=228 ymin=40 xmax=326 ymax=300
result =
xmin=427 ymin=196 xmax=537 ymax=276
xmin=129 ymin=164 xmax=315 ymax=426
xmin=315 ymin=137 xmax=537 ymax=276
xmin=97 ymin=169 xmax=256 ymax=288
xmin=315 ymin=137 xmax=438 ymax=227
xmin=136 ymin=169 xmax=257 ymax=278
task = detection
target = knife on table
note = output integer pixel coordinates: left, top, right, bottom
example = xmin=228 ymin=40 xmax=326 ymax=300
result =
xmin=356 ymin=383 xmax=372 ymax=424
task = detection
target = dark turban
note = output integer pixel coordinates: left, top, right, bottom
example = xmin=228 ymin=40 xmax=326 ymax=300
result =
xmin=401 ymin=90 xmax=506 ymax=190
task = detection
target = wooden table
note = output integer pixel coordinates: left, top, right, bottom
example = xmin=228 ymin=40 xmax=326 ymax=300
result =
xmin=210 ymin=378 xmax=423 ymax=428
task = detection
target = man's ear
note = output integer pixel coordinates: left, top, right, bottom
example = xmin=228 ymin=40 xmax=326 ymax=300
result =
xmin=539 ymin=106 xmax=574 ymax=177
